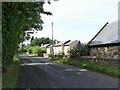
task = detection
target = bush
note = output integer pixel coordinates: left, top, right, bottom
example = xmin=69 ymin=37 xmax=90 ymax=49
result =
xmin=67 ymin=43 xmax=90 ymax=58
xmin=48 ymin=54 xmax=55 ymax=61
xmin=63 ymin=55 xmax=69 ymax=60
xmin=13 ymin=54 xmax=20 ymax=63
xmin=21 ymin=45 xmax=46 ymax=56
xmin=80 ymin=44 xmax=90 ymax=56
xmin=82 ymin=64 xmax=87 ymax=69
xmin=68 ymin=48 xmax=79 ymax=58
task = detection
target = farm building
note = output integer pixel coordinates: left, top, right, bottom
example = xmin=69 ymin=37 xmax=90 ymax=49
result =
xmin=88 ymin=21 xmax=120 ymax=59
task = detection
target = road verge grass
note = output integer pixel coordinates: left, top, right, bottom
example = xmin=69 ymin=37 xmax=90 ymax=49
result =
xmin=2 ymin=55 xmax=20 ymax=89
xmin=53 ymin=58 xmax=120 ymax=79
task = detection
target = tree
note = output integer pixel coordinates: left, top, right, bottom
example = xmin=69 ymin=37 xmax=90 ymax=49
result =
xmin=30 ymin=36 xmax=35 ymax=42
xmin=30 ymin=37 xmax=57 ymax=46
xmin=68 ymin=43 xmax=90 ymax=58
xmin=2 ymin=2 xmax=52 ymax=71
xmin=80 ymin=44 xmax=90 ymax=56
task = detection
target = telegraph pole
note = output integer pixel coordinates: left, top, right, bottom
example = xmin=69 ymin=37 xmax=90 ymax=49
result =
xmin=51 ymin=22 xmax=54 ymax=55
xmin=52 ymin=22 xmax=53 ymax=41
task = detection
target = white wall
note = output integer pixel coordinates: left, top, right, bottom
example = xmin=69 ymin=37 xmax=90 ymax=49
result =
xmin=64 ymin=46 xmax=70 ymax=55
xmin=46 ymin=48 xmax=51 ymax=55
xmin=53 ymin=46 xmax=62 ymax=55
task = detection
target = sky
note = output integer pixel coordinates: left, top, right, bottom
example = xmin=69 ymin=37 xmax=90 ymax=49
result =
xmin=32 ymin=0 xmax=119 ymax=43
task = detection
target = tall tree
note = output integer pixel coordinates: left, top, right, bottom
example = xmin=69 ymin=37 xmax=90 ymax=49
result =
xmin=2 ymin=2 xmax=52 ymax=71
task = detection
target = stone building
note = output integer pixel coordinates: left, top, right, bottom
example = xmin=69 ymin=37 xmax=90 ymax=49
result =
xmin=87 ymin=21 xmax=120 ymax=59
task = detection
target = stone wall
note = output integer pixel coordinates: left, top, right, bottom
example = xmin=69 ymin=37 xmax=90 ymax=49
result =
xmin=90 ymin=45 xmax=120 ymax=59
xmin=80 ymin=56 xmax=118 ymax=67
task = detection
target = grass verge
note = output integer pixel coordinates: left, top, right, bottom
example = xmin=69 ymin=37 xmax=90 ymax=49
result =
xmin=53 ymin=58 xmax=120 ymax=79
xmin=2 ymin=54 xmax=20 ymax=89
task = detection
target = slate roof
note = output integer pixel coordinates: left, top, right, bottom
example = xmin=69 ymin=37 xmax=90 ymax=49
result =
xmin=65 ymin=40 xmax=78 ymax=46
xmin=54 ymin=40 xmax=71 ymax=46
xmin=88 ymin=21 xmax=120 ymax=46
xmin=41 ymin=44 xmax=51 ymax=48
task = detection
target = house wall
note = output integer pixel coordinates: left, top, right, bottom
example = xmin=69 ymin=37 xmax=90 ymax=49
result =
xmin=53 ymin=45 xmax=70 ymax=55
xmin=70 ymin=40 xmax=78 ymax=49
xmin=53 ymin=46 xmax=62 ymax=55
xmin=61 ymin=44 xmax=64 ymax=54
xmin=64 ymin=46 xmax=70 ymax=55
xmin=90 ymin=45 xmax=119 ymax=59
xmin=46 ymin=48 xmax=51 ymax=55
xmin=46 ymin=40 xmax=79 ymax=56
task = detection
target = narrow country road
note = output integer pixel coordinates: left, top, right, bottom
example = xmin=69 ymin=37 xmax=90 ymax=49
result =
xmin=17 ymin=54 xmax=119 ymax=88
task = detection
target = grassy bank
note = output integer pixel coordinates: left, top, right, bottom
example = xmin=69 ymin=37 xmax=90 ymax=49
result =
xmin=53 ymin=58 xmax=120 ymax=79
xmin=2 ymin=55 xmax=20 ymax=89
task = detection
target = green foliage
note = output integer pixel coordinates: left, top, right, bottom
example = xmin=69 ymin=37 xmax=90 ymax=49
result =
xmin=2 ymin=55 xmax=20 ymax=88
xmin=68 ymin=48 xmax=79 ymax=58
xmin=2 ymin=2 xmax=51 ymax=71
xmin=13 ymin=54 xmax=20 ymax=63
xmin=30 ymin=37 xmax=58 ymax=46
xmin=63 ymin=55 xmax=69 ymax=60
xmin=57 ymin=59 xmax=120 ymax=78
xmin=82 ymin=64 xmax=87 ymax=69
xmin=22 ymin=45 xmax=46 ymax=56
xmin=68 ymin=43 xmax=90 ymax=58
xmin=48 ymin=54 xmax=55 ymax=61
xmin=80 ymin=44 xmax=90 ymax=56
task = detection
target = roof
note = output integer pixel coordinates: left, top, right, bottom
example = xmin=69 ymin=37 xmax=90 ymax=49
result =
xmin=65 ymin=40 xmax=78 ymax=46
xmin=88 ymin=21 xmax=120 ymax=47
xmin=41 ymin=44 xmax=51 ymax=48
xmin=47 ymin=44 xmax=53 ymax=48
xmin=54 ymin=40 xmax=71 ymax=46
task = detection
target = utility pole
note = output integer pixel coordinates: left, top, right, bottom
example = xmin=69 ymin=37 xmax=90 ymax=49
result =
xmin=52 ymin=22 xmax=53 ymax=42
xmin=51 ymin=22 xmax=54 ymax=55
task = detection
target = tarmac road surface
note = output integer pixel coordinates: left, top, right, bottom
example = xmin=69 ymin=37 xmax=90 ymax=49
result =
xmin=17 ymin=54 xmax=119 ymax=88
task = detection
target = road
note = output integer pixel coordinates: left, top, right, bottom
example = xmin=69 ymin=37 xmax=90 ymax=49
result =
xmin=17 ymin=54 xmax=119 ymax=88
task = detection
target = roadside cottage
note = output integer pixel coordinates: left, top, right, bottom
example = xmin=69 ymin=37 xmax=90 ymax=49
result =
xmin=88 ymin=21 xmax=120 ymax=59
xmin=53 ymin=40 xmax=79 ymax=56
xmin=41 ymin=44 xmax=52 ymax=57
xmin=43 ymin=40 xmax=79 ymax=57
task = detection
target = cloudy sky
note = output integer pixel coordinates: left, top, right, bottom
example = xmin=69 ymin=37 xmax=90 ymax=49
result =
xmin=33 ymin=0 xmax=119 ymax=43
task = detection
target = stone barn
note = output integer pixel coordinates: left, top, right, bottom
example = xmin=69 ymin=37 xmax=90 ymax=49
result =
xmin=87 ymin=21 xmax=120 ymax=59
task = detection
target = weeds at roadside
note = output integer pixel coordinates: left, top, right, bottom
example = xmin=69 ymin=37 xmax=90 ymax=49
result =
xmin=52 ymin=57 xmax=120 ymax=79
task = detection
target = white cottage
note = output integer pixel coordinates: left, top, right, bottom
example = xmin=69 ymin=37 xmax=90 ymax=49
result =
xmin=53 ymin=40 xmax=79 ymax=56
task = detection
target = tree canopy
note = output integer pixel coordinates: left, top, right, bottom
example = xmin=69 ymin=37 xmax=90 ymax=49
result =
xmin=30 ymin=37 xmax=58 ymax=46
xmin=2 ymin=2 xmax=52 ymax=71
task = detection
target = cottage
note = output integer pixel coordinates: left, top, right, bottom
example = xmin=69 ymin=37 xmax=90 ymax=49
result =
xmin=44 ymin=40 xmax=79 ymax=56
xmin=88 ymin=21 xmax=120 ymax=59
xmin=41 ymin=44 xmax=52 ymax=57
xmin=53 ymin=40 xmax=71 ymax=55
xmin=46 ymin=44 xmax=53 ymax=55
xmin=64 ymin=40 xmax=79 ymax=55
xmin=54 ymin=40 xmax=79 ymax=55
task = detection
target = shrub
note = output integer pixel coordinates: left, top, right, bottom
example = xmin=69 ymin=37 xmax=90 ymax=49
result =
xmin=68 ymin=48 xmax=78 ymax=58
xmin=82 ymin=64 xmax=87 ymax=69
xmin=79 ymin=44 xmax=90 ymax=56
xmin=21 ymin=45 xmax=46 ymax=56
xmin=13 ymin=54 xmax=20 ymax=63
xmin=67 ymin=43 xmax=90 ymax=59
xmin=48 ymin=54 xmax=55 ymax=61
xmin=63 ymin=55 xmax=69 ymax=60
